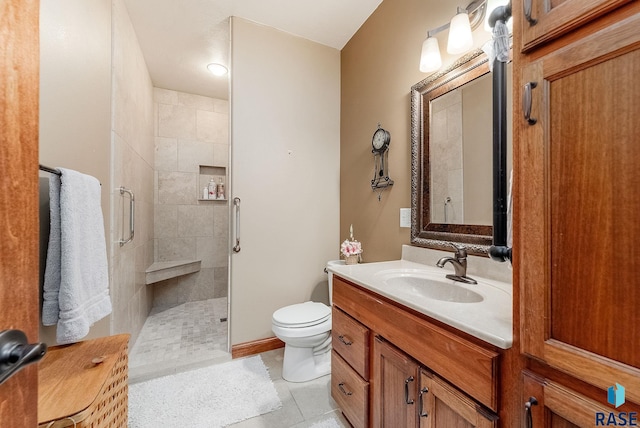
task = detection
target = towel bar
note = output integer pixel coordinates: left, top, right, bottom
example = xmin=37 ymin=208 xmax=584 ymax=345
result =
xmin=118 ymin=187 xmax=134 ymax=246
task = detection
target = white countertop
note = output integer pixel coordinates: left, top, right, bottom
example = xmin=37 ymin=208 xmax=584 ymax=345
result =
xmin=328 ymin=259 xmax=513 ymax=349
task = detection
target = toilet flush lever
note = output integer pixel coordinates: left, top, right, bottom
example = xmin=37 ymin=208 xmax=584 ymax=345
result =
xmin=0 ymin=330 xmax=47 ymax=385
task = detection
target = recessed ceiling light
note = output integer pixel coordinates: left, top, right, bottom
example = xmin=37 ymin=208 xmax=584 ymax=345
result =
xmin=207 ymin=63 xmax=228 ymax=76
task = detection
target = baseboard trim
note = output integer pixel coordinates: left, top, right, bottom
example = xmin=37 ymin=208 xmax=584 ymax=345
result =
xmin=231 ymin=336 xmax=284 ymax=359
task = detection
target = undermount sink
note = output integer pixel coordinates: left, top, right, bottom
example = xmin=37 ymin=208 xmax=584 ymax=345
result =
xmin=373 ymin=270 xmax=484 ymax=303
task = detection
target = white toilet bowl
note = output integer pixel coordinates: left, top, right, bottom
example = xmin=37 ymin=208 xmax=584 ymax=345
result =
xmin=271 ymin=260 xmax=344 ymax=383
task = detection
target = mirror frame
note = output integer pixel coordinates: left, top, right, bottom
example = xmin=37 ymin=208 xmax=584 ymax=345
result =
xmin=410 ymin=49 xmax=492 ymax=256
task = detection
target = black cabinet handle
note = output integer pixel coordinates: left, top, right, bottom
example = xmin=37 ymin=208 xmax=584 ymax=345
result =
xmin=338 ymin=382 xmax=353 ymax=396
xmin=523 ymin=82 xmax=538 ymax=125
xmin=419 ymin=387 xmax=429 ymax=417
xmin=404 ymin=376 xmax=415 ymax=405
xmin=525 ymin=396 xmax=539 ymax=428
xmin=338 ymin=335 xmax=352 ymax=346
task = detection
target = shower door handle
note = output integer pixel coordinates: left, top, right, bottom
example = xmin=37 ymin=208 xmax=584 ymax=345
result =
xmin=118 ymin=186 xmax=135 ymax=246
xmin=233 ymin=197 xmax=241 ymax=253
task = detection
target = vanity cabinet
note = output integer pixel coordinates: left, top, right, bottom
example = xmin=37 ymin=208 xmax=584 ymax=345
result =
xmin=520 ymin=0 xmax=630 ymax=51
xmin=331 ymin=275 xmax=500 ymax=427
xmin=515 ymin=0 xmax=640 ymax=418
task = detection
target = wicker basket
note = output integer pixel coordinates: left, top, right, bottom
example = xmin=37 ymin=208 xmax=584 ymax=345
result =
xmin=38 ymin=335 xmax=130 ymax=428
xmin=345 ymin=254 xmax=359 ymax=265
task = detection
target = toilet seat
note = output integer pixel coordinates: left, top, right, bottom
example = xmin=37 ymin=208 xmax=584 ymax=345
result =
xmin=272 ymin=301 xmax=331 ymax=328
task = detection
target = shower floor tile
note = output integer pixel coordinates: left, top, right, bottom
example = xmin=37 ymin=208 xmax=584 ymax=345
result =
xmin=129 ymin=297 xmax=231 ymax=382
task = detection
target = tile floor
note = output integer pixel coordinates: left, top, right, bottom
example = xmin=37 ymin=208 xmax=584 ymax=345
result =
xmin=129 ymin=298 xmax=350 ymax=427
xmin=129 ymin=298 xmax=231 ymax=382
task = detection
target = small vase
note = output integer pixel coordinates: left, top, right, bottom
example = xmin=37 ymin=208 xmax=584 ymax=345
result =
xmin=345 ymin=255 xmax=358 ymax=265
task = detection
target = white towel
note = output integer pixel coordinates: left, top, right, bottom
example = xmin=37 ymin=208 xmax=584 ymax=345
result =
xmin=42 ymin=168 xmax=112 ymax=344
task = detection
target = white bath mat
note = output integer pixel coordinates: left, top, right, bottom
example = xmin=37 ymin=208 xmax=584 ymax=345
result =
xmin=128 ymin=355 xmax=282 ymax=427
xmin=309 ymin=418 xmax=342 ymax=428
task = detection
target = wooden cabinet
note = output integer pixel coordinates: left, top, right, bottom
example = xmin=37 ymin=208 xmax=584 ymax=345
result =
xmin=420 ymin=370 xmax=496 ymax=428
xmin=522 ymin=371 xmax=615 ymax=427
xmin=515 ymin=0 xmax=640 ymax=420
xmin=372 ymin=337 xmax=420 ymax=427
xmin=332 ymin=276 xmax=500 ymax=427
xmin=520 ymin=0 xmax=631 ymax=51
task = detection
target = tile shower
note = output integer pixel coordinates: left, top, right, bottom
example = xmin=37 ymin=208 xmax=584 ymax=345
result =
xmin=129 ymin=89 xmax=230 ymax=377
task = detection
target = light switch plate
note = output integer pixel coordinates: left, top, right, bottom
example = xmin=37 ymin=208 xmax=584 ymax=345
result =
xmin=400 ymin=208 xmax=411 ymax=228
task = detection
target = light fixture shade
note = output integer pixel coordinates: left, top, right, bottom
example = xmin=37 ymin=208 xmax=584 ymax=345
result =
xmin=447 ymin=11 xmax=473 ymax=54
xmin=420 ymin=37 xmax=442 ymax=73
xmin=207 ymin=63 xmax=228 ymax=76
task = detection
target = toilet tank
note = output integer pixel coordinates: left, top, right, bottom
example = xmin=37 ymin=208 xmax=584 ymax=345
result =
xmin=326 ymin=260 xmax=344 ymax=306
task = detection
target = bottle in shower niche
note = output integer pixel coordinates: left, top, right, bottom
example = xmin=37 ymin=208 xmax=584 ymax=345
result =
xmin=202 ymin=187 xmax=209 ymax=200
xmin=208 ymin=179 xmax=216 ymax=199
xmin=217 ymin=178 xmax=225 ymax=199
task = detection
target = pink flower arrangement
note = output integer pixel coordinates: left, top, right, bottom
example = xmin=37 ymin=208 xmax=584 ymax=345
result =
xmin=340 ymin=239 xmax=362 ymax=257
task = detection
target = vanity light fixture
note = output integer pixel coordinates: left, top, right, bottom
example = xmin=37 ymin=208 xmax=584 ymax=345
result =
xmin=207 ymin=63 xmax=228 ymax=76
xmin=419 ymin=0 xmax=486 ymax=73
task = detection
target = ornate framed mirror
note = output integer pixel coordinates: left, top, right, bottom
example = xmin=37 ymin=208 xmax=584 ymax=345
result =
xmin=411 ymin=49 xmax=509 ymax=256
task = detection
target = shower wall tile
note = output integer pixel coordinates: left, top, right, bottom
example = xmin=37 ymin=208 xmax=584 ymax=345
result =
xmin=196 ymin=110 xmax=228 ymax=143
xmin=154 ymin=204 xmax=178 ymax=239
xmin=156 ymin=237 xmax=197 ymax=262
xmin=158 ymin=171 xmax=196 ymax=204
xmin=213 ymin=99 xmax=229 ymax=114
xmin=158 ymin=104 xmax=197 ymax=139
xmin=154 ymin=87 xmax=178 ymax=105
xmin=178 ymin=205 xmax=214 ymax=237
xmin=178 ymin=92 xmax=215 ymax=111
xmin=155 ymin=137 xmax=178 ymax=172
xmin=214 ymin=267 xmax=228 ymax=298
xmin=213 ymin=143 xmax=229 ymax=168
xmin=188 ymin=269 xmax=215 ymax=301
xmin=177 ymin=139 xmax=214 ymax=172
xmin=196 ymin=237 xmax=215 ymax=269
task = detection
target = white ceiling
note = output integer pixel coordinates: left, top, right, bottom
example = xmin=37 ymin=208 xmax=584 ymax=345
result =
xmin=123 ymin=0 xmax=383 ymax=100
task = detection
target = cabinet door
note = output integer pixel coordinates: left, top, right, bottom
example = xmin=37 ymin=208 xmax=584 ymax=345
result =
xmin=519 ymin=0 xmax=631 ymax=51
xmin=420 ymin=370 xmax=496 ymax=428
xmin=372 ymin=336 xmax=420 ymax=428
xmin=522 ymin=371 xmax=615 ymax=427
xmin=518 ymin=6 xmax=640 ymax=403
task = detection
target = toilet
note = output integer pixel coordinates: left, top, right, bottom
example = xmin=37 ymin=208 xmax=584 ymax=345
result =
xmin=271 ymin=260 xmax=344 ymax=382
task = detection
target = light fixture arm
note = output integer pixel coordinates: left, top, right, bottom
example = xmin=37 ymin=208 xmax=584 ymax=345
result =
xmin=487 ymin=0 xmax=512 ymax=27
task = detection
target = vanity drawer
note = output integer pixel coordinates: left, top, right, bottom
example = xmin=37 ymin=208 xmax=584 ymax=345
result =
xmin=331 ymin=350 xmax=368 ymax=428
xmin=332 ymin=306 xmax=369 ymax=380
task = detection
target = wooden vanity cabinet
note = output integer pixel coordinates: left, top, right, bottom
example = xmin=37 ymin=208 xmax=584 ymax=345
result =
xmin=331 ymin=276 xmax=500 ymax=427
xmin=520 ymin=0 xmax=631 ymax=51
xmin=515 ymin=0 xmax=640 ymax=420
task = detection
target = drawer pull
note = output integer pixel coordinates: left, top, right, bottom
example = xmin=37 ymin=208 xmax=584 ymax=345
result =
xmin=404 ymin=376 xmax=415 ymax=405
xmin=523 ymin=82 xmax=538 ymax=125
xmin=525 ymin=396 xmax=539 ymax=428
xmin=419 ymin=387 xmax=429 ymax=417
xmin=338 ymin=335 xmax=353 ymax=346
xmin=338 ymin=382 xmax=353 ymax=396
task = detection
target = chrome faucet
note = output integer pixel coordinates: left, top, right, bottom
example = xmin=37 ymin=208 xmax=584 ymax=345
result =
xmin=436 ymin=244 xmax=477 ymax=285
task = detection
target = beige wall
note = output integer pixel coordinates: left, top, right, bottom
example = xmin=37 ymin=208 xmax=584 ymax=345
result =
xmin=109 ymin=0 xmax=155 ymax=345
xmin=230 ymin=18 xmax=341 ymax=345
xmin=39 ymin=0 xmax=112 ymax=344
xmin=341 ymin=0 xmax=493 ymax=262
xmin=152 ymin=89 xmax=229 ymax=307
